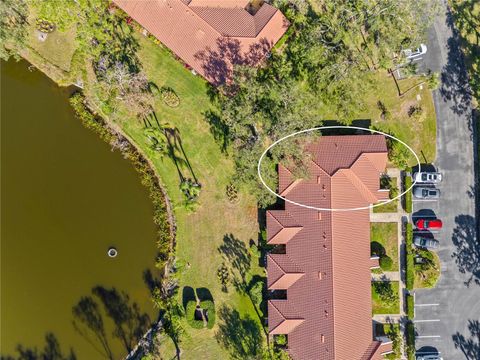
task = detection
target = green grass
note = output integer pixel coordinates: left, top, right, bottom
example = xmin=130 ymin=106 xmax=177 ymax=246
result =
xmin=364 ymin=72 xmax=437 ymax=166
xmin=372 ymin=281 xmax=400 ymax=314
xmin=99 ymin=36 xmax=264 ymax=359
xmin=371 ymin=222 xmax=399 ymax=271
xmin=27 ymin=6 xmax=77 ymax=72
xmin=373 ymin=199 xmax=398 ymax=213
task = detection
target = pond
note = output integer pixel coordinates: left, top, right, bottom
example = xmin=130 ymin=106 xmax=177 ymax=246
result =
xmin=1 ymin=60 xmax=160 ymax=360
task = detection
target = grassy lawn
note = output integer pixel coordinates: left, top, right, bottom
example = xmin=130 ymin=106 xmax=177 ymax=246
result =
xmin=361 ymin=71 xmax=437 ymax=166
xmin=27 ymin=7 xmax=77 ymax=72
xmin=372 ymin=281 xmax=400 ymax=315
xmin=102 ymin=36 xmax=263 ymax=359
xmin=371 ymin=222 xmax=399 ymax=271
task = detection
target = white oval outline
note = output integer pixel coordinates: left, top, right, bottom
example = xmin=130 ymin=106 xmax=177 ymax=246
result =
xmin=257 ymin=126 xmax=420 ymax=212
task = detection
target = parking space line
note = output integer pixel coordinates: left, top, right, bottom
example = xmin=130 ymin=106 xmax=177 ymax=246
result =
xmin=414 ymin=319 xmax=440 ymax=322
xmin=415 ymin=303 xmax=439 ymax=307
xmin=416 ymin=335 xmax=441 ymax=338
xmin=412 ymin=199 xmax=439 ymax=202
xmin=416 ymin=352 xmax=442 ymax=355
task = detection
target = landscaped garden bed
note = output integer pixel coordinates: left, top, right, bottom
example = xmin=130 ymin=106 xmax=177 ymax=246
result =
xmin=373 ymin=176 xmax=399 ymax=213
xmin=414 ymin=249 xmax=441 ymax=288
xmin=375 ymin=323 xmax=401 ymax=360
xmin=371 ymin=222 xmax=399 ymax=272
xmin=372 ymin=281 xmax=400 ymax=314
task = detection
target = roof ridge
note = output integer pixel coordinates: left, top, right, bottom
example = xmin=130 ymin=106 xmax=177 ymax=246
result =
xmin=335 ymin=168 xmax=378 ymax=203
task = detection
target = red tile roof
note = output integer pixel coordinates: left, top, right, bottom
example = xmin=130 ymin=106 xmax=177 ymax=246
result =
xmin=113 ymin=0 xmax=289 ymax=85
xmin=267 ymin=135 xmax=391 ymax=360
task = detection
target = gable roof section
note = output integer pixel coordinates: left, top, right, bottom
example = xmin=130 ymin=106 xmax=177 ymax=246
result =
xmin=267 ymin=210 xmax=303 ymax=245
xmin=113 ymin=0 xmax=289 ymax=85
xmin=267 ymin=135 xmax=389 ymax=360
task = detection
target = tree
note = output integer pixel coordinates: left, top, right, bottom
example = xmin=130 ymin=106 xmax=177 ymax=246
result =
xmin=248 ymin=281 xmax=263 ymax=309
xmin=0 ymin=0 xmax=28 ymax=61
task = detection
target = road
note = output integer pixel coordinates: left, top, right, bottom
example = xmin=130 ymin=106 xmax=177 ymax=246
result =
xmin=412 ymin=2 xmax=479 ymax=359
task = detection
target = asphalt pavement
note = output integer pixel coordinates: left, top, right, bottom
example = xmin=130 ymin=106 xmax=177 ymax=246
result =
xmin=411 ymin=3 xmax=479 ymax=359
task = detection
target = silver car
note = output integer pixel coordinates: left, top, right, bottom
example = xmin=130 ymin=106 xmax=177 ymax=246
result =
xmin=413 ymin=172 xmax=443 ymax=184
xmin=416 ymin=355 xmax=443 ymax=360
xmin=413 ymin=236 xmax=439 ymax=249
xmin=413 ymin=187 xmax=440 ymax=199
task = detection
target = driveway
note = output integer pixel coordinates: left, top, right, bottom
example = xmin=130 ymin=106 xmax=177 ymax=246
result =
xmin=412 ymin=2 xmax=480 ymax=359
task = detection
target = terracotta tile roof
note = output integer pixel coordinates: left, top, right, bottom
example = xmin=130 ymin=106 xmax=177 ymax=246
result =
xmin=113 ymin=0 xmax=289 ymax=85
xmin=267 ymin=135 xmax=391 ymax=360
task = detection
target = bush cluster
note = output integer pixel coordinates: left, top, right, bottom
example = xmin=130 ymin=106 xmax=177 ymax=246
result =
xmin=379 ymin=255 xmax=393 ymax=271
xmin=185 ymin=300 xmax=204 ymax=329
xmin=406 ymin=321 xmax=416 ymax=360
xmin=160 ymin=87 xmax=180 ymax=107
xmin=406 ymin=294 xmax=414 ymax=320
xmin=69 ymin=93 xmax=173 ymax=271
xmin=404 ymin=175 xmax=413 ymax=213
xmin=405 ymin=223 xmax=415 ymax=291
xmin=200 ymin=300 xmax=216 ymax=329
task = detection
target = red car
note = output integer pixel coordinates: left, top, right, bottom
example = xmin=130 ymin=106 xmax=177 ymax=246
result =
xmin=415 ymin=219 xmax=443 ymax=230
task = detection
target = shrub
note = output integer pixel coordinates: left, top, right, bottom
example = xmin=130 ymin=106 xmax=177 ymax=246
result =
xmin=405 ymin=223 xmax=415 ymax=290
xmin=160 ymin=87 xmax=180 ymax=107
xmin=275 ymin=334 xmax=287 ymax=346
xmin=404 ymin=175 xmax=413 ymax=213
xmin=200 ymin=300 xmax=215 ymax=329
xmin=373 ymin=282 xmax=397 ymax=305
xmin=249 ymin=243 xmax=261 ymax=258
xmin=406 ymin=294 xmax=414 ymax=320
xmin=249 ymin=281 xmax=264 ymax=309
xmin=379 ymin=255 xmax=393 ymax=271
xmin=186 ymin=300 xmax=204 ymax=329
xmin=406 ymin=322 xmax=416 ymax=360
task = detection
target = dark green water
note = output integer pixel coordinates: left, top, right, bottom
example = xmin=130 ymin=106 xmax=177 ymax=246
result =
xmin=1 ymin=60 xmax=160 ymax=359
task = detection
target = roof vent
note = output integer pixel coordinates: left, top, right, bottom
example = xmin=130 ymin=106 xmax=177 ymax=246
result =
xmin=321 ymin=334 xmax=325 ymax=343
xmin=317 ymin=212 xmax=322 ymax=220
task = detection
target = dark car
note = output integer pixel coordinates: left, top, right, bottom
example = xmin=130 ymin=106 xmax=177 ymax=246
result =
xmin=415 ymin=219 xmax=443 ymax=230
xmin=413 ymin=187 xmax=440 ymax=199
xmin=413 ymin=236 xmax=439 ymax=249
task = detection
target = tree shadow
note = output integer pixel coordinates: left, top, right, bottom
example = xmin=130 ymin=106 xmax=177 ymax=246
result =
xmin=217 ymin=233 xmax=252 ymax=291
xmin=371 ymin=241 xmax=386 ymax=257
xmin=72 ymin=286 xmax=152 ymax=356
xmin=1 ymin=333 xmax=76 ymax=360
xmin=440 ymin=10 xmax=473 ymax=116
xmin=452 ymin=319 xmax=480 ymax=360
xmin=196 ymin=287 xmax=213 ymax=302
xmin=203 ymin=109 xmax=230 ymax=153
xmin=214 ymin=305 xmax=262 ymax=360
xmin=182 ymin=286 xmax=196 ymax=310
xmin=194 ymin=37 xmax=272 ymax=86
xmin=143 ymin=268 xmax=162 ymax=296
xmin=451 ymin=215 xmax=480 ymax=287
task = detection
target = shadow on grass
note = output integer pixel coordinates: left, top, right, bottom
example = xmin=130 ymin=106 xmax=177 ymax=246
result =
xmin=215 ymin=305 xmax=263 ymax=360
xmin=0 ymin=333 xmax=76 ymax=360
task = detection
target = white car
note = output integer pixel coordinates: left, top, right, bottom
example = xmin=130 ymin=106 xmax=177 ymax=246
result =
xmin=413 ymin=172 xmax=443 ymax=184
xmin=416 ymin=355 xmax=443 ymax=360
xmin=403 ymin=44 xmax=427 ymax=59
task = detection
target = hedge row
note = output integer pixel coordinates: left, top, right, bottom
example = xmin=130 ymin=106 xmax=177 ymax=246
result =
xmin=200 ymin=300 xmax=216 ymax=329
xmin=406 ymin=321 xmax=416 ymax=360
xmin=405 ymin=223 xmax=415 ymax=291
xmin=406 ymin=294 xmax=414 ymax=320
xmin=404 ymin=175 xmax=413 ymax=213
xmin=185 ymin=300 xmax=204 ymax=329
xmin=69 ymin=93 xmax=173 ymax=270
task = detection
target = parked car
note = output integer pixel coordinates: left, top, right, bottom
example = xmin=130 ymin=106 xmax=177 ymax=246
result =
xmin=413 ymin=187 xmax=440 ymax=199
xmin=414 ymin=235 xmax=439 ymax=249
xmin=415 ymin=219 xmax=443 ymax=230
xmin=403 ymin=43 xmax=427 ymax=59
xmin=416 ymin=355 xmax=443 ymax=360
xmin=413 ymin=172 xmax=443 ymax=184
